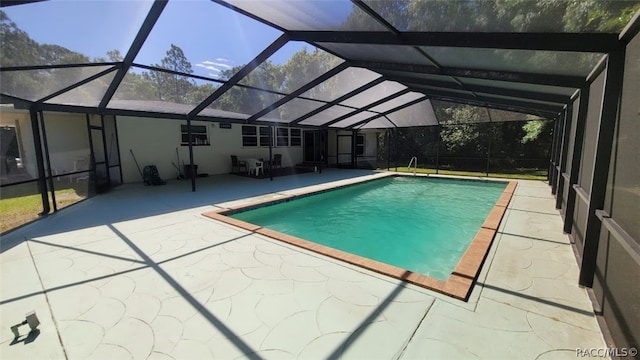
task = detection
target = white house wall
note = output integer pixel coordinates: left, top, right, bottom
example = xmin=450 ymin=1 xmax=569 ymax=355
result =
xmin=117 ymin=116 xmax=304 ymax=183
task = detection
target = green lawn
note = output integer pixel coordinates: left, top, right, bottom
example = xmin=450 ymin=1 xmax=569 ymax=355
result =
xmin=386 ymin=167 xmax=548 ymax=181
xmin=0 ymin=188 xmax=83 ymax=233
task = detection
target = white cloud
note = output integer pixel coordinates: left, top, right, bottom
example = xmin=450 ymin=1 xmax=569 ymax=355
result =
xmin=195 ymin=57 xmax=234 ymax=78
xmin=200 ymin=60 xmax=232 ymax=69
xmin=196 ymin=63 xmax=221 ymax=73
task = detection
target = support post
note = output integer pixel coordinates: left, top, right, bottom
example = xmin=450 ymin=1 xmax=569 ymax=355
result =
xmin=548 ymin=117 xmax=560 ymax=188
xmin=579 ymin=49 xmax=625 ymax=287
xmin=551 ymin=115 xmax=564 ymax=195
xmin=564 ymin=88 xmax=590 ymax=234
xmin=556 ymin=105 xmax=573 ymax=209
xmin=394 ymin=128 xmax=398 ymax=172
xmin=269 ymin=125 xmax=273 ymax=181
xmin=38 ymin=110 xmax=56 ymax=212
xmin=30 ymin=108 xmax=50 ymax=215
xmin=186 ymin=117 xmax=196 ymax=192
xmin=386 ymin=129 xmax=390 ymax=171
xmin=113 ymin=115 xmax=124 ymax=185
xmin=435 ymin=125 xmax=441 ymax=174
xmin=100 ymin=114 xmax=112 ymax=190
xmin=485 ymin=123 xmax=492 ymax=177
xmin=351 ymin=130 xmax=356 ymax=169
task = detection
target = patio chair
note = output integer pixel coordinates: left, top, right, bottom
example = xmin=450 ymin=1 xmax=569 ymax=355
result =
xmin=273 ymin=154 xmax=282 ymax=169
xmin=230 ymin=155 xmax=247 ymax=173
xmin=246 ymin=158 xmax=263 ymax=177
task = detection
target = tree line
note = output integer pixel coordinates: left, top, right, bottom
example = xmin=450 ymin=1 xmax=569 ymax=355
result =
xmin=2 ymin=1 xmax=637 ymax=169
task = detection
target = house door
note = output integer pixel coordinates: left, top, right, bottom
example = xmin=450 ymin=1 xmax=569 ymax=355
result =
xmin=87 ymin=116 xmax=111 ymax=193
xmin=304 ymin=131 xmax=318 ymax=162
xmin=337 ymin=133 xmax=353 ymax=168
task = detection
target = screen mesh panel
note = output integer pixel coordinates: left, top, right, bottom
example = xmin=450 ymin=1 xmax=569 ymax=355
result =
xmin=328 ymin=111 xmax=380 ymax=128
xmin=362 ymin=0 xmax=640 ymax=33
xmin=458 ymin=78 xmax=578 ymax=97
xmin=431 ymin=100 xmax=491 ymax=124
xmin=387 ymin=99 xmax=438 ymax=127
xmin=239 ymin=43 xmax=344 ymax=93
xmin=611 ymin=33 xmax=640 ymax=244
xmin=1 ymin=1 xmax=151 ymax=67
xmin=0 ymin=66 xmax=113 ymax=102
xmin=299 ymin=67 xmax=382 ymax=102
xmin=578 ymin=72 xmax=606 ymax=195
xmin=297 ymin=105 xmax=355 ymax=126
xmin=339 ymin=81 xmax=407 ymax=108
xmin=134 ymin=0 xmax=282 ymax=81
xmin=318 ymin=43 xmax=436 ymax=66
xmin=565 ymin=97 xmax=581 ymax=176
xmin=45 ymin=72 xmax=116 ymax=107
xmin=207 ymin=86 xmax=284 ymax=118
xmin=0 ymin=111 xmax=38 ymax=186
xmin=368 ymin=92 xmax=425 ymax=113
xmin=421 ymin=47 xmax=603 ymax=77
xmin=261 ymin=98 xmax=326 ymax=123
xmin=224 ymin=0 xmax=388 ymax=31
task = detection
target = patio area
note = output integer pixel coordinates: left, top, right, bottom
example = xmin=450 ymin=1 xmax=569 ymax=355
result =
xmin=1 ymin=169 xmax=608 ymax=359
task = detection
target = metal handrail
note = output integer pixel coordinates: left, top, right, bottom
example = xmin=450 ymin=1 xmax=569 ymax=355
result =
xmin=408 ymin=156 xmax=417 ymax=176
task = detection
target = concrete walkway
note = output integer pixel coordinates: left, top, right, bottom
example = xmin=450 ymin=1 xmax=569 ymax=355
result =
xmin=1 ymin=170 xmax=607 ymax=359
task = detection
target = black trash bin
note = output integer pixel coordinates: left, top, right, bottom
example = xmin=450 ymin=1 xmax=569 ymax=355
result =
xmin=183 ymin=164 xmax=198 ymax=179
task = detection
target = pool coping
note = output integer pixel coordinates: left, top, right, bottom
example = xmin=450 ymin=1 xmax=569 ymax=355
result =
xmin=202 ymin=173 xmax=517 ymax=301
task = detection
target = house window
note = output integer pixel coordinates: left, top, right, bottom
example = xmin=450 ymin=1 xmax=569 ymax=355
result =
xmin=259 ymin=126 xmax=271 ymax=147
xmin=242 ymin=125 xmax=272 ymax=147
xmin=276 ymin=127 xmax=289 ymax=147
xmin=242 ymin=126 xmax=302 ymax=147
xmin=356 ymin=134 xmax=365 ymax=156
xmin=242 ymin=125 xmax=258 ymax=146
xmin=290 ymin=128 xmax=301 ymax=147
xmin=181 ymin=124 xmax=209 ymax=146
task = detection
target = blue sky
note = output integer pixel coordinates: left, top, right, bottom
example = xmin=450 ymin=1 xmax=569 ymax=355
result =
xmin=4 ymin=0 xmax=311 ymax=79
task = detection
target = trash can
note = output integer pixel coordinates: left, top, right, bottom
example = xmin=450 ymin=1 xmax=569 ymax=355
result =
xmin=183 ymin=164 xmax=198 ymax=179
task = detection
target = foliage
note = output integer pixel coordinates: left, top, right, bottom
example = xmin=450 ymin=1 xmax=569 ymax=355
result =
xmin=522 ymin=120 xmax=547 ymax=143
xmin=349 ymin=0 xmax=638 ymax=32
xmin=147 ymin=44 xmax=196 ymax=104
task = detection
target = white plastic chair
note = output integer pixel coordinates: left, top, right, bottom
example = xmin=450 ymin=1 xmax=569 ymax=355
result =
xmin=246 ymin=158 xmax=263 ymax=176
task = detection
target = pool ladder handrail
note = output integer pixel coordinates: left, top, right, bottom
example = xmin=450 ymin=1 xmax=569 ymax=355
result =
xmin=408 ymin=156 xmax=418 ymax=176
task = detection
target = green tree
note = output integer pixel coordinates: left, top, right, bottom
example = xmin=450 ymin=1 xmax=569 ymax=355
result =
xmin=107 ymin=49 xmax=123 ymax=62
xmin=148 ymin=44 xmax=195 ymax=104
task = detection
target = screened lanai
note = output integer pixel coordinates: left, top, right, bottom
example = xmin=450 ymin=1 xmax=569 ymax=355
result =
xmin=1 ymin=0 xmax=640 ymax=353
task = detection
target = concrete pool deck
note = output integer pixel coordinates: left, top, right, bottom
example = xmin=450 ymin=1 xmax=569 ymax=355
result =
xmin=1 ymin=169 xmax=609 ymax=359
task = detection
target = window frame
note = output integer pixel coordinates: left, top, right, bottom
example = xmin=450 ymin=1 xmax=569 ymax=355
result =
xmin=181 ymin=124 xmax=209 ymax=146
xmin=242 ymin=125 xmax=272 ymax=147
xmin=356 ymin=134 xmax=365 ymax=156
xmin=290 ymin=128 xmax=302 ymax=147
xmin=241 ymin=125 xmax=304 ymax=148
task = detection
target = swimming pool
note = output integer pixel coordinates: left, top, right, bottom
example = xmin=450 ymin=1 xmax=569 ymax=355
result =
xmin=233 ymin=176 xmax=505 ymax=278
xmin=205 ymin=174 xmax=516 ymax=299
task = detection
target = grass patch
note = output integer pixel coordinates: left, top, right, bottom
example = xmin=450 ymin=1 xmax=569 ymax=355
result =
xmin=0 ymin=188 xmax=82 ymax=233
xmin=386 ymin=167 xmax=547 ymax=181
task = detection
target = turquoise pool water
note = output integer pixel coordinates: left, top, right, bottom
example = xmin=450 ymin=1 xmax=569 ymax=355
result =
xmin=231 ymin=176 xmax=506 ymax=280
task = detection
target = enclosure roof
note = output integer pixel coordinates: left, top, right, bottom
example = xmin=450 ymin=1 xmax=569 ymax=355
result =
xmin=1 ymin=0 xmax=639 ymax=128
